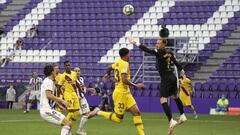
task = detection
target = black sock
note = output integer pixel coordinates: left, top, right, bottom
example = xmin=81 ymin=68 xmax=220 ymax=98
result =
xmin=174 ymin=98 xmax=184 ymax=115
xmin=161 ymin=102 xmax=172 ymax=122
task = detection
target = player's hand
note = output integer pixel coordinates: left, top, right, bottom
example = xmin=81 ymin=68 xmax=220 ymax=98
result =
xmin=128 ymin=36 xmax=140 ymax=46
xmin=136 ymin=83 xmax=144 ymax=89
xmin=60 ymin=100 xmax=69 ymax=108
xmin=103 ymin=74 xmax=110 ymax=81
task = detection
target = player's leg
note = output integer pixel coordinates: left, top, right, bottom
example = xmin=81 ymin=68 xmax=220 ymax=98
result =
xmin=188 ymin=105 xmax=198 ymax=119
xmin=172 ymin=95 xmax=187 ymax=124
xmin=127 ymin=94 xmax=145 ymax=135
xmin=64 ymin=94 xmax=80 ymax=126
xmin=7 ymin=101 xmax=10 ymax=109
xmin=76 ymin=98 xmax=91 ymax=135
xmin=61 ymin=118 xmax=72 ymax=135
xmin=26 ymin=91 xmax=35 ymax=112
xmin=95 ymin=91 xmax=125 ymax=123
xmin=10 ymin=101 xmax=13 ymax=109
xmin=36 ymin=91 xmax=41 ymax=110
xmin=40 ymin=109 xmax=72 ymax=135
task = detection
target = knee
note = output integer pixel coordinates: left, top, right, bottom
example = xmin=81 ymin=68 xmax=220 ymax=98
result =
xmin=160 ymin=98 xmax=167 ymax=104
xmin=172 ymin=95 xmax=179 ymax=100
xmin=62 ymin=118 xmax=72 ymax=126
xmin=115 ymin=114 xmax=124 ymax=123
xmin=132 ymin=111 xmax=141 ymax=116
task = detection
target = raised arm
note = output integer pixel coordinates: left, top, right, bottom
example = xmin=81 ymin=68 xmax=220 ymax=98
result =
xmin=170 ymin=52 xmax=185 ymax=76
xmin=103 ymin=65 xmax=114 ymax=81
xmin=128 ymin=36 xmax=157 ymax=56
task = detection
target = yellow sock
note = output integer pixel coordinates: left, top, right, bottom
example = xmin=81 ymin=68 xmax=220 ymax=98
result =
xmin=66 ymin=111 xmax=79 ymax=125
xmin=133 ymin=116 xmax=145 ymax=135
xmin=99 ymin=111 xmax=122 ymax=123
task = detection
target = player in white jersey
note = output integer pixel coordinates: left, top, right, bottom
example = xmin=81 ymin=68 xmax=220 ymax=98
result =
xmin=40 ymin=64 xmax=72 ymax=135
xmin=24 ymin=71 xmax=42 ymax=113
xmin=74 ymin=67 xmax=96 ymax=135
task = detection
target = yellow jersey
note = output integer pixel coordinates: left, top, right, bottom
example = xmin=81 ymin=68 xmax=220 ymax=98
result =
xmin=55 ymin=73 xmax=62 ymax=85
xmin=59 ymin=71 xmax=78 ymax=95
xmin=112 ymin=59 xmax=130 ymax=93
xmin=179 ymin=78 xmax=192 ymax=96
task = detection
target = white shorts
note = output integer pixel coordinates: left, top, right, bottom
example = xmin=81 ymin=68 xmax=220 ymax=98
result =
xmin=79 ymin=97 xmax=90 ymax=114
xmin=40 ymin=109 xmax=65 ymax=125
xmin=29 ymin=90 xmax=40 ymax=100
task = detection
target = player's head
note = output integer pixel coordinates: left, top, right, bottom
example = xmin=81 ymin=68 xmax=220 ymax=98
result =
xmin=44 ymin=64 xmax=57 ymax=78
xmin=32 ymin=71 xmax=38 ymax=78
xmin=64 ymin=61 xmax=71 ymax=72
xmin=74 ymin=67 xmax=81 ymax=77
xmin=221 ymin=94 xmax=226 ymax=100
xmin=10 ymin=85 xmax=13 ymax=88
xmin=156 ymin=38 xmax=167 ymax=49
xmin=119 ymin=48 xmax=130 ymax=62
xmin=54 ymin=65 xmax=60 ymax=74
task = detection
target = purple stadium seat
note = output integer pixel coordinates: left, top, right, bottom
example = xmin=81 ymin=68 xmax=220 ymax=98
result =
xmin=194 ymin=82 xmax=202 ymax=91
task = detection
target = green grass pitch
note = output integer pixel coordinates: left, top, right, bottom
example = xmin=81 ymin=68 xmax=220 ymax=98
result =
xmin=0 ymin=109 xmax=239 ymax=135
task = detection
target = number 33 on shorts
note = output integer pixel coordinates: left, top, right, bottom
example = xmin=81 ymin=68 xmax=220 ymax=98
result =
xmin=117 ymin=103 xmax=125 ymax=113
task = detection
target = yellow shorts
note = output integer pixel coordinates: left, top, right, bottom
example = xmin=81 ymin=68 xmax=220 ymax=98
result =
xmin=179 ymin=92 xmax=192 ymax=106
xmin=112 ymin=90 xmax=136 ymax=115
xmin=64 ymin=92 xmax=80 ymax=111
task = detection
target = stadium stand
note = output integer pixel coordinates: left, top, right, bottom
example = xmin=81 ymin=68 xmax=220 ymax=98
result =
xmin=0 ymin=0 xmax=240 ymax=113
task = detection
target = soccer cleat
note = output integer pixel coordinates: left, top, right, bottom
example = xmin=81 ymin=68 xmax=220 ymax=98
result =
xmin=194 ymin=114 xmax=198 ymax=119
xmin=92 ymin=107 xmax=100 ymax=116
xmin=76 ymin=129 xmax=87 ymax=135
xmin=168 ymin=119 xmax=177 ymax=135
xmin=23 ymin=110 xmax=29 ymax=113
xmin=177 ymin=113 xmax=187 ymax=125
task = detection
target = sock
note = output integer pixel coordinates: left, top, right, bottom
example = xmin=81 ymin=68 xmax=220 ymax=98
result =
xmin=161 ymin=102 xmax=172 ymax=122
xmin=99 ymin=111 xmax=122 ymax=123
xmin=61 ymin=125 xmax=71 ymax=135
xmin=189 ymin=105 xmax=197 ymax=114
xmin=79 ymin=115 xmax=88 ymax=131
xmin=133 ymin=116 xmax=145 ymax=135
xmin=27 ymin=103 xmax=31 ymax=111
xmin=67 ymin=111 xmax=80 ymax=125
xmin=174 ymin=98 xmax=184 ymax=115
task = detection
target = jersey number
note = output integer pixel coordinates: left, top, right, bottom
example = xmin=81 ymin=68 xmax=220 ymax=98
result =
xmin=115 ymin=69 xmax=120 ymax=82
xmin=118 ymin=103 xmax=124 ymax=110
xmin=166 ymin=57 xmax=171 ymax=69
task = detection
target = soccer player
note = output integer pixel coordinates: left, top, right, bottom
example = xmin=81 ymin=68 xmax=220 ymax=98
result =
xmin=74 ymin=67 xmax=96 ymax=135
xmin=129 ymin=37 xmax=187 ymax=135
xmin=179 ymin=74 xmax=198 ymax=119
xmin=40 ymin=64 xmax=72 ymax=135
xmin=58 ymin=61 xmax=80 ymax=126
xmin=93 ymin=48 xmax=145 ymax=135
xmin=24 ymin=71 xmax=42 ymax=113
xmin=54 ymin=65 xmax=64 ymax=112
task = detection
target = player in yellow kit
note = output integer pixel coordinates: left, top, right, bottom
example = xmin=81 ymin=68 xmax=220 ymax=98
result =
xmin=58 ymin=61 xmax=80 ymax=125
xmin=54 ymin=65 xmax=64 ymax=112
xmin=92 ymin=48 xmax=145 ymax=135
xmin=179 ymin=74 xmax=198 ymax=119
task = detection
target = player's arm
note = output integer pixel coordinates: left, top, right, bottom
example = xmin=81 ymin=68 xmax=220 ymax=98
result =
xmin=128 ymin=36 xmax=157 ymax=56
xmin=103 ymin=65 xmax=114 ymax=81
xmin=45 ymin=90 xmax=68 ymax=110
xmin=121 ymin=73 xmax=144 ymax=89
xmin=170 ymin=52 xmax=185 ymax=76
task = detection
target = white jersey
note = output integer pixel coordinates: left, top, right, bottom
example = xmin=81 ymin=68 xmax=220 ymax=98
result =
xmin=29 ymin=77 xmax=42 ymax=91
xmin=40 ymin=78 xmax=56 ymax=110
xmin=77 ymin=77 xmax=86 ymax=98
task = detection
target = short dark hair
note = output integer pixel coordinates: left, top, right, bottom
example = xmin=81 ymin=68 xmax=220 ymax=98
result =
xmin=64 ymin=61 xmax=71 ymax=65
xmin=119 ymin=48 xmax=129 ymax=58
xmin=44 ymin=64 xmax=54 ymax=77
